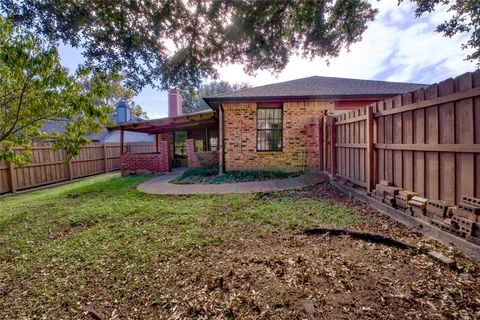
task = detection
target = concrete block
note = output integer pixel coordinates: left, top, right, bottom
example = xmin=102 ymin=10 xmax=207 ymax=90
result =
xmin=452 ymin=206 xmax=478 ymax=222
xmin=375 ymin=184 xmax=402 ymax=194
xmin=411 ymin=206 xmax=425 ymax=218
xmin=380 ymin=180 xmax=393 ymax=186
xmin=451 ymin=215 xmax=474 ymax=236
xmin=456 ymin=203 xmax=480 ymax=221
xmin=461 ymin=195 xmax=480 ymax=207
xmin=426 ymin=200 xmax=452 ymax=220
xmin=428 ymin=251 xmax=456 ymax=268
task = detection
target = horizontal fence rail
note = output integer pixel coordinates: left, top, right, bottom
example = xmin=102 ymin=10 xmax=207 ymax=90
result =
xmin=0 ymin=142 xmax=156 ymax=194
xmin=329 ymin=70 xmax=480 ymax=204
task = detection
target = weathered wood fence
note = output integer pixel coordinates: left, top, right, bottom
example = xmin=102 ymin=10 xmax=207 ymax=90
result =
xmin=0 ymin=142 xmax=156 ymax=194
xmin=326 ymin=70 xmax=480 ymax=204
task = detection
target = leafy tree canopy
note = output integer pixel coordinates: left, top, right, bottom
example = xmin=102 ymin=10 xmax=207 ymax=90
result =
xmin=0 ymin=0 xmax=378 ymax=90
xmin=182 ymin=81 xmax=251 ymax=114
xmin=130 ymin=102 xmax=148 ymax=119
xmin=0 ymin=17 xmax=114 ymax=165
xmin=80 ymin=74 xmax=149 ymax=119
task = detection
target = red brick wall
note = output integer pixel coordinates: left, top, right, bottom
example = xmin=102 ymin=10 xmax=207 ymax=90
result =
xmin=187 ymin=139 xmax=219 ymax=168
xmin=122 ymin=141 xmax=170 ymax=174
xmin=223 ymin=101 xmax=327 ymax=170
xmin=305 ymin=117 xmax=322 ymax=168
xmin=158 ymin=132 xmax=174 ymax=162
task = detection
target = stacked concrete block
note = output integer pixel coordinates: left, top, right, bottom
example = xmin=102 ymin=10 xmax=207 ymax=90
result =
xmin=373 ymin=181 xmax=402 ymax=207
xmin=371 ymin=181 xmax=389 ymax=202
xmin=426 ymin=200 xmax=454 ymax=222
xmin=396 ymin=190 xmax=418 ymax=212
xmin=409 ymin=196 xmax=428 ymax=218
xmin=451 ymin=196 xmax=480 ymax=243
xmin=366 ymin=180 xmax=479 ymax=248
xmin=451 ymin=215 xmax=475 ymax=236
xmin=383 ymin=188 xmax=402 ymax=208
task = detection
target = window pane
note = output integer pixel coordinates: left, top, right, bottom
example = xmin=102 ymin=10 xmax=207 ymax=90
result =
xmin=194 ymin=139 xmax=204 ymax=152
xmin=258 ymin=109 xmax=265 ymax=119
xmin=273 ymin=130 xmax=282 ymax=140
xmin=257 ymin=107 xmax=283 ymax=151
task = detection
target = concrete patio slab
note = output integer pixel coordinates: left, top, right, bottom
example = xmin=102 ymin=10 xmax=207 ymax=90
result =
xmin=137 ymin=169 xmax=329 ymax=195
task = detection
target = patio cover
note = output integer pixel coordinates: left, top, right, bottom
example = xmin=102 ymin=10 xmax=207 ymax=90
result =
xmin=108 ymin=110 xmax=217 ymax=134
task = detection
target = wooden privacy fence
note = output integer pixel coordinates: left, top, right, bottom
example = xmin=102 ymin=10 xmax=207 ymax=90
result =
xmin=0 ymin=142 xmax=156 ymax=194
xmin=327 ymin=70 xmax=480 ymax=204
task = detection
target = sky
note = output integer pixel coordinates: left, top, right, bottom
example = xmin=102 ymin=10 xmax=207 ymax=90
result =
xmin=58 ymin=0 xmax=476 ymax=119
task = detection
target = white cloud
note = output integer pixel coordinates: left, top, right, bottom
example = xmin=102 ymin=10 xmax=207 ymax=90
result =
xmin=149 ymin=112 xmax=168 ymax=119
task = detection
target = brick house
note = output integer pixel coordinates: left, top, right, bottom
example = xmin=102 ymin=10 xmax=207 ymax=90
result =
xmin=112 ymin=76 xmax=425 ymax=174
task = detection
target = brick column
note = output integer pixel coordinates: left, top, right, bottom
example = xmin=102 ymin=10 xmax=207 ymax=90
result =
xmin=186 ymin=139 xmax=200 ymax=168
xmin=158 ymin=140 xmax=171 ymax=172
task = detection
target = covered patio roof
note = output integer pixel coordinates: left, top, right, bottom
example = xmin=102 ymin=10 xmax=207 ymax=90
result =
xmin=108 ymin=110 xmax=218 ymax=134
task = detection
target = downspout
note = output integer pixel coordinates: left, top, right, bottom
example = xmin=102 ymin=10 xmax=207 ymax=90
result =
xmin=219 ymin=104 xmax=225 ymax=175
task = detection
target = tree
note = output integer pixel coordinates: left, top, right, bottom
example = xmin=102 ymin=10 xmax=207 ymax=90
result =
xmin=4 ymin=1 xmax=476 ymax=91
xmin=0 ymin=0 xmax=378 ymax=90
xmin=80 ymin=74 xmax=149 ymax=119
xmin=130 ymin=102 xmax=148 ymax=119
xmin=406 ymin=0 xmax=480 ymax=63
xmin=182 ymin=81 xmax=251 ymax=114
xmin=0 ymin=17 xmax=113 ymax=165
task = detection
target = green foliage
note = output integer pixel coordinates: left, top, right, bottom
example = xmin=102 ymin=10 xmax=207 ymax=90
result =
xmin=171 ymin=168 xmax=301 ymax=184
xmin=179 ymin=167 xmax=219 ymax=178
xmin=80 ymin=73 xmax=148 ymax=119
xmin=182 ymin=81 xmax=251 ymax=114
xmin=0 ymin=17 xmax=114 ymax=165
xmin=0 ymin=172 xmax=362 ymax=259
xmin=130 ymin=102 xmax=148 ymax=119
xmin=0 ymin=0 xmax=378 ymax=90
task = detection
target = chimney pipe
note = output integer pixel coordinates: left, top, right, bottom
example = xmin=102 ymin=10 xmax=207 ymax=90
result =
xmin=168 ymin=89 xmax=183 ymax=117
xmin=116 ymin=100 xmax=131 ymax=124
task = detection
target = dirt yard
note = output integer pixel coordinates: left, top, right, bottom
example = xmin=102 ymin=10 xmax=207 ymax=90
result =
xmin=0 ymin=174 xmax=479 ymax=319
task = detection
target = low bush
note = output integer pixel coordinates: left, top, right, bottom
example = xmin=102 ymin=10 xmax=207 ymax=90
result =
xmin=170 ymin=168 xmax=301 ymax=184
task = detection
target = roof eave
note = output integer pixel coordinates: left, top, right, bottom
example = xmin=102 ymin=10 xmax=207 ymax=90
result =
xmin=203 ymin=93 xmax=402 ymax=104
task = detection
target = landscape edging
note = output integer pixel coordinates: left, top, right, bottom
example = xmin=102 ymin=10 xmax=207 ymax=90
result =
xmin=330 ymin=180 xmax=480 ymax=261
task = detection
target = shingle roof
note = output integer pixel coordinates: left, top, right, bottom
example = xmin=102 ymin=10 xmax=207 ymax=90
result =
xmin=204 ymin=76 xmax=427 ymax=102
xmin=41 ymin=112 xmax=147 ymax=142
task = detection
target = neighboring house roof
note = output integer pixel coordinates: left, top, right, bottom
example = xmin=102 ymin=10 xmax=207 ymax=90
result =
xmin=41 ymin=112 xmax=148 ymax=142
xmin=203 ymin=76 xmax=428 ymax=103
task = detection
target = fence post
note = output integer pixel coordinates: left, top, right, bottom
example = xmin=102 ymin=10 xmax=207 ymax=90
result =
xmin=103 ymin=143 xmax=108 ymax=173
xmin=323 ymin=117 xmax=329 ymax=172
xmin=318 ymin=116 xmax=323 ymax=170
xmin=120 ymin=128 xmax=125 ymax=176
xmin=330 ymin=117 xmax=336 ymax=177
xmin=7 ymin=161 xmax=16 ymax=193
xmin=366 ymin=106 xmax=375 ymax=192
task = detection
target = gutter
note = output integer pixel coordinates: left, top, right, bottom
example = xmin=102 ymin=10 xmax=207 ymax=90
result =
xmin=219 ymin=104 xmax=225 ymax=174
xmin=203 ymin=93 xmax=403 ymax=104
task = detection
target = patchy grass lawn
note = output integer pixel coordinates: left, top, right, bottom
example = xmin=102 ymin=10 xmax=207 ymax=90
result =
xmin=170 ymin=167 xmax=301 ymax=184
xmin=0 ymin=173 xmax=479 ymax=319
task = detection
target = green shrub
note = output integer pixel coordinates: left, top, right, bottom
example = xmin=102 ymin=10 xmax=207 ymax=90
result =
xmin=170 ymin=168 xmax=301 ymax=184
